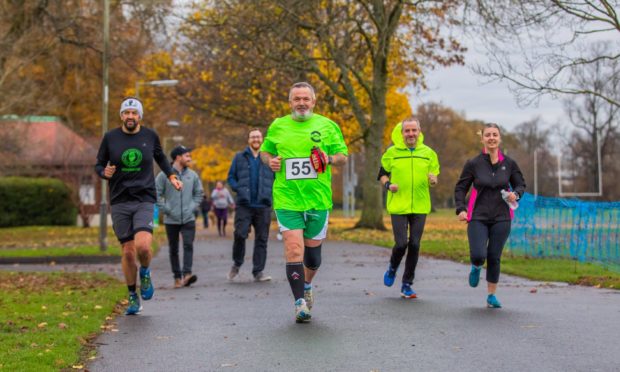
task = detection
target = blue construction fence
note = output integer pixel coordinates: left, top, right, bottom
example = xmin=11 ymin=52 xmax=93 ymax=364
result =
xmin=508 ymin=193 xmax=620 ymax=269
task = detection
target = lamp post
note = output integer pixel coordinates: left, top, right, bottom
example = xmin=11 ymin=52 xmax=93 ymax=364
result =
xmin=99 ymin=0 xmax=110 ymax=252
xmin=135 ymin=79 xmax=179 ymax=99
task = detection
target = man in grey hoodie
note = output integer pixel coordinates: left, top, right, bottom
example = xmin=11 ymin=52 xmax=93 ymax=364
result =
xmin=156 ymin=145 xmax=204 ymax=288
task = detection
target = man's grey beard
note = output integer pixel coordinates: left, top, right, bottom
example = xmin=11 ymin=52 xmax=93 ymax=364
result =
xmin=292 ymin=109 xmax=313 ymax=122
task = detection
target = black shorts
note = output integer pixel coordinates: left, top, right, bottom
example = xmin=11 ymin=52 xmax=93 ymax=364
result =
xmin=110 ymin=201 xmax=155 ymax=243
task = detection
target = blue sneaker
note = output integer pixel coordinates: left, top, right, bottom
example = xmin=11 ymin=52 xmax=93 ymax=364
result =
xmin=294 ymin=298 xmax=311 ymax=323
xmin=487 ymin=294 xmax=502 ymax=308
xmin=469 ymin=265 xmax=481 ymax=288
xmin=139 ymin=267 xmax=154 ymax=300
xmin=125 ymin=292 xmax=142 ymax=315
xmin=400 ymin=283 xmax=417 ymax=299
xmin=383 ymin=264 xmax=397 ymax=287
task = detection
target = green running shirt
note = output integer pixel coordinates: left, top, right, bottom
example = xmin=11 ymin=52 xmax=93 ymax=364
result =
xmin=261 ymin=114 xmax=348 ymax=211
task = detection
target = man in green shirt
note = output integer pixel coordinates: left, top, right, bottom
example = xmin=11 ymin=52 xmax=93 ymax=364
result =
xmin=260 ymin=82 xmax=348 ymax=323
xmin=378 ymin=117 xmax=440 ymax=299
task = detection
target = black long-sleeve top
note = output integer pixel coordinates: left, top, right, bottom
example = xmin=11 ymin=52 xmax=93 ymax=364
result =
xmin=95 ymin=127 xmax=174 ymax=205
xmin=454 ymin=151 xmax=526 ymax=222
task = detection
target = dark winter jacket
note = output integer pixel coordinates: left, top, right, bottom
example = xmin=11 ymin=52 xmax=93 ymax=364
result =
xmin=454 ymin=150 xmax=526 ymax=222
xmin=227 ymin=147 xmax=274 ymax=208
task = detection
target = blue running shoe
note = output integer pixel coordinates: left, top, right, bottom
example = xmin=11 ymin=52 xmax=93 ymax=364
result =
xmin=487 ymin=294 xmax=502 ymax=308
xmin=125 ymin=292 xmax=142 ymax=315
xmin=469 ymin=265 xmax=481 ymax=288
xmin=383 ymin=264 xmax=397 ymax=287
xmin=294 ymin=298 xmax=311 ymax=323
xmin=139 ymin=267 xmax=154 ymax=301
xmin=400 ymin=283 xmax=417 ymax=299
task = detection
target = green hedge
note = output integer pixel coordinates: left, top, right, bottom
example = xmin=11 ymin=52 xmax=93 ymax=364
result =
xmin=0 ymin=177 xmax=77 ymax=227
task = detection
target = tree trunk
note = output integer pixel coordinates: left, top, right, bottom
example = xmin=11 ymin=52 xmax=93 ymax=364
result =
xmin=356 ymin=124 xmax=386 ymax=229
xmin=356 ymin=63 xmax=388 ymax=229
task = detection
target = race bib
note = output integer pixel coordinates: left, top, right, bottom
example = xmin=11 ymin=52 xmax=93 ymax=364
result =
xmin=285 ymin=158 xmax=317 ymax=180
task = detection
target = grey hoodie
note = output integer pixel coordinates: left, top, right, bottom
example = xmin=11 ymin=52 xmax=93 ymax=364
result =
xmin=156 ymin=166 xmax=204 ymax=225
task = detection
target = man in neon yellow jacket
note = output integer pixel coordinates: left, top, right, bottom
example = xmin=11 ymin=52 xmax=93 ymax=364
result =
xmin=378 ymin=116 xmax=440 ymax=298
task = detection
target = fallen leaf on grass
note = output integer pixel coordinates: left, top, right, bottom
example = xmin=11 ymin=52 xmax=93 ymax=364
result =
xmin=95 ymin=305 xmax=102 ymax=310
xmin=521 ymin=324 xmax=541 ymax=329
xmin=37 ymin=322 xmax=47 ymax=329
xmin=58 ymin=323 xmax=67 ymax=329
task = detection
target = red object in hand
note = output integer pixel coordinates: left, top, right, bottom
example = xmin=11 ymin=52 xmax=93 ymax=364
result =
xmin=310 ymin=146 xmax=328 ymax=173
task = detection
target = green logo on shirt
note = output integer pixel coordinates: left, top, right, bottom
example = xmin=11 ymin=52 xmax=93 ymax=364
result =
xmin=121 ymin=148 xmax=142 ymax=171
xmin=310 ymin=131 xmax=322 ymax=143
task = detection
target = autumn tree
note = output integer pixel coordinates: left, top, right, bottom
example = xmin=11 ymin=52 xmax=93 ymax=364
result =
xmin=0 ymin=0 xmax=173 ymax=135
xmin=175 ymin=0 xmax=465 ymax=229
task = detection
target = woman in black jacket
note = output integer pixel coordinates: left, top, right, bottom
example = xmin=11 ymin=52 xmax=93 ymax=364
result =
xmin=454 ymin=123 xmax=526 ymax=308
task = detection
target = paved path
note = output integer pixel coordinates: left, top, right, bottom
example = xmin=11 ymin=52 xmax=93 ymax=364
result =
xmin=88 ymin=235 xmax=619 ymax=372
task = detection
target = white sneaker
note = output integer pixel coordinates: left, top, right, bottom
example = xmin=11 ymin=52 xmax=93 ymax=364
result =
xmin=294 ymin=298 xmax=311 ymax=323
xmin=304 ymin=287 xmax=314 ymax=310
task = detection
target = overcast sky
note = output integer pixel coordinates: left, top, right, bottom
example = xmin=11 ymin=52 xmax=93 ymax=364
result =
xmin=412 ymin=59 xmax=565 ymax=132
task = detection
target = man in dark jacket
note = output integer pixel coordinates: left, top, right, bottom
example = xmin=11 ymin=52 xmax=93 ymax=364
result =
xmin=227 ymin=128 xmax=274 ymax=282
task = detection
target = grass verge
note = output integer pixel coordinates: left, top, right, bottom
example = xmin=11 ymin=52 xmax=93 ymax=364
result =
xmin=0 ymin=226 xmax=164 ymax=257
xmin=0 ymin=271 xmax=125 ymax=371
xmin=329 ymin=209 xmax=620 ymax=289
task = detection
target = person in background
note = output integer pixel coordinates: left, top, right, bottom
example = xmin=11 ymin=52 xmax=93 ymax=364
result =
xmin=156 ymin=145 xmax=203 ymax=289
xmin=211 ymin=181 xmax=235 ymax=237
xmin=200 ymin=195 xmax=211 ymax=229
xmin=227 ymin=128 xmax=274 ymax=282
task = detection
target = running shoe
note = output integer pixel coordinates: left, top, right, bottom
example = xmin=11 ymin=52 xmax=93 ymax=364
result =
xmin=294 ymin=298 xmax=311 ymax=323
xmin=487 ymin=294 xmax=502 ymax=308
xmin=469 ymin=265 xmax=481 ymax=288
xmin=400 ymin=283 xmax=417 ymax=299
xmin=139 ymin=267 xmax=154 ymax=300
xmin=383 ymin=264 xmax=397 ymax=287
xmin=304 ymin=285 xmax=314 ymax=310
xmin=125 ymin=292 xmax=142 ymax=315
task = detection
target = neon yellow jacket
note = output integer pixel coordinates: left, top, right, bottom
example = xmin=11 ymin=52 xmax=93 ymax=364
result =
xmin=381 ymin=123 xmax=440 ymax=215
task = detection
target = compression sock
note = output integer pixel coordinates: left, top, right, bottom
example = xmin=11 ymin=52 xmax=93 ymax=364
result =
xmin=286 ymin=262 xmax=305 ymax=300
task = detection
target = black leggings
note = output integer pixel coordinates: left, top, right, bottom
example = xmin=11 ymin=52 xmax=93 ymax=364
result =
xmin=390 ymin=214 xmax=427 ymax=285
xmin=467 ymin=220 xmax=511 ymax=284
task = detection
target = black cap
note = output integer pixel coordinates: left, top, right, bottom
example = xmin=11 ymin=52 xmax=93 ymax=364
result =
xmin=170 ymin=145 xmax=192 ymax=160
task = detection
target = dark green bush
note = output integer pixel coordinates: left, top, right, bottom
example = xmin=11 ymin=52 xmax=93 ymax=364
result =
xmin=0 ymin=177 xmax=77 ymax=227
